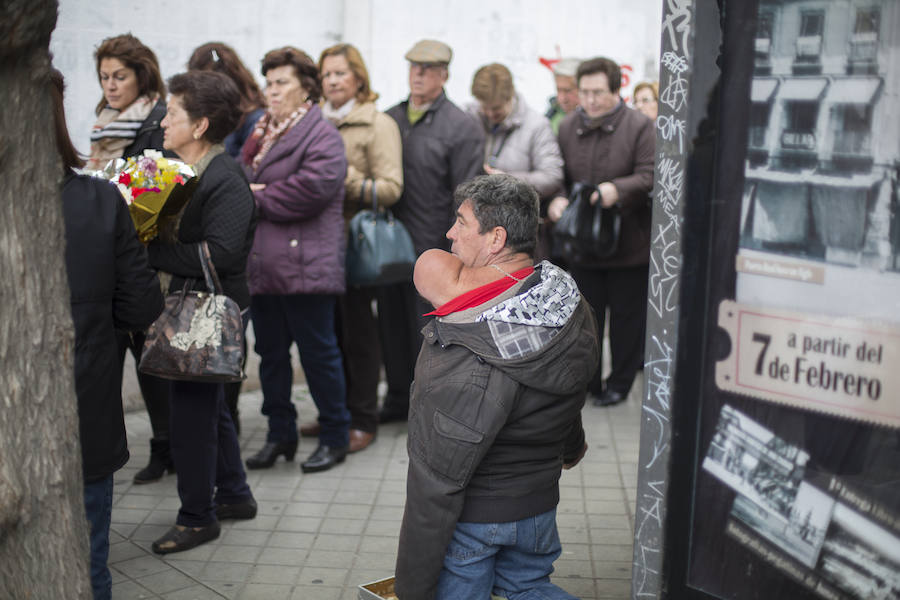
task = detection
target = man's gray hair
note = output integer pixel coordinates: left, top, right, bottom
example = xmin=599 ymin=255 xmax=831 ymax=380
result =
xmin=453 ymin=174 xmax=539 ymax=256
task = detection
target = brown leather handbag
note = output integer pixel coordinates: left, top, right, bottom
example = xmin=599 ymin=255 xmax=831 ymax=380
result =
xmin=139 ymin=241 xmax=244 ymax=382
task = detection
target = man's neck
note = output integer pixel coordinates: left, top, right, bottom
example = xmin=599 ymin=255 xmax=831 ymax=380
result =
xmin=410 ymin=91 xmax=441 ymax=111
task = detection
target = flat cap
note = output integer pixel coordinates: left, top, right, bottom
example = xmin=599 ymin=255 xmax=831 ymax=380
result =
xmin=405 ymin=39 xmax=452 ymax=64
xmin=553 ymin=57 xmax=581 ymax=77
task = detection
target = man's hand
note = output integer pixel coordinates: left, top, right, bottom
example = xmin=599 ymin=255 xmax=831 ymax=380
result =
xmin=547 ymin=196 xmax=569 ymax=222
xmin=249 ymin=183 xmax=266 ymax=192
xmin=563 ymin=442 xmax=588 ymax=470
xmin=589 ymin=182 xmax=619 ymax=208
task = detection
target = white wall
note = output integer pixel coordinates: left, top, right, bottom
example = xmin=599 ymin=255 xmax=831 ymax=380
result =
xmin=53 ymin=0 xmax=662 ymax=153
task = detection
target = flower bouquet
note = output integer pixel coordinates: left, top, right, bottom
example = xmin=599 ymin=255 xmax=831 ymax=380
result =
xmin=97 ymin=150 xmax=197 ymax=243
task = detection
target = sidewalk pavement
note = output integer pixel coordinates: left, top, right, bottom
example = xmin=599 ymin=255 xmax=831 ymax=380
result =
xmin=109 ymin=375 xmax=642 ymax=600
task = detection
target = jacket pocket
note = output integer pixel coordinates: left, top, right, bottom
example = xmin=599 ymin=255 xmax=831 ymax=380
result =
xmin=426 ymin=409 xmax=484 ymax=486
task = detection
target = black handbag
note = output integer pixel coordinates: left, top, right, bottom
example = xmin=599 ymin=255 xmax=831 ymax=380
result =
xmin=553 ymin=182 xmax=622 ymax=267
xmin=138 ymin=241 xmax=245 ymax=382
xmin=346 ymin=179 xmax=416 ymax=286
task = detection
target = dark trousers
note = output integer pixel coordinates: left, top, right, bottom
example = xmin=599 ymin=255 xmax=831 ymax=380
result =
xmin=117 ymin=331 xmax=170 ymax=441
xmin=83 ymin=475 xmax=114 ymax=600
xmin=251 ymin=294 xmax=350 ymax=448
xmin=169 ymin=380 xmax=251 ymax=527
xmin=571 ymin=264 xmax=648 ymax=396
xmin=336 ymin=286 xmax=382 ymax=433
xmin=375 ymin=281 xmax=429 ymax=412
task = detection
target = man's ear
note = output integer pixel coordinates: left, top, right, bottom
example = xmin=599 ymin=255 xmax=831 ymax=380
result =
xmin=489 ymin=226 xmax=508 ymax=254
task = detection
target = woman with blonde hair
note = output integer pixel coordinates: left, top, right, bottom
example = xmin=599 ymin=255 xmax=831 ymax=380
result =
xmin=632 ymin=80 xmax=659 ymax=120
xmin=303 ymin=43 xmax=404 ymax=454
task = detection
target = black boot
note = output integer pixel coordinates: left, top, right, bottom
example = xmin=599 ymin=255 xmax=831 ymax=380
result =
xmin=133 ymin=438 xmax=175 ymax=484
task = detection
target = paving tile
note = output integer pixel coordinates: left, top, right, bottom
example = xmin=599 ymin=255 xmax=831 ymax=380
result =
xmin=311 ymin=534 xmax=361 ymax=551
xmin=136 ymin=569 xmax=197 ymax=594
xmin=297 ymin=566 xmax=348 ymax=587
xmin=267 ymin=531 xmax=316 ymax=549
xmin=163 ymin=584 xmax=229 ymax=600
xmin=291 ymin=488 xmax=336 ymax=503
xmin=236 ymin=583 xmax=292 ymax=599
xmin=284 ymin=501 xmax=329 ymax=517
xmin=115 ymin=555 xmax=172 ymax=579
xmin=596 ymin=578 xmax=632 ymax=598
xmin=256 ymin=547 xmax=308 ymax=566
xmin=353 ymin=552 xmax=397 ymax=571
xmin=290 ymin=585 xmax=342 ymax=600
xmin=199 ymin=561 xmax=253 ymax=583
xmin=110 ymin=578 xmax=161 ymax=599
xmin=319 ymin=517 xmax=366 ymax=535
xmin=325 ymin=503 xmax=371 ymax=519
xmin=593 ymin=560 xmax=632 ymax=580
xmin=247 ymin=564 xmax=301 ymax=585
xmin=110 ymin=540 xmax=150 ymax=564
xmin=276 ymin=515 xmax=322 ymax=533
xmin=209 ymin=544 xmax=263 ymax=564
xmin=553 ymin=559 xmax=593 ymax=578
xmin=303 ymin=549 xmax=358 ymax=568
xmin=220 ymin=528 xmax=271 ymax=547
xmin=591 ymin=544 xmax=634 ymax=562
xmin=162 ymin=559 xmax=206 ymax=579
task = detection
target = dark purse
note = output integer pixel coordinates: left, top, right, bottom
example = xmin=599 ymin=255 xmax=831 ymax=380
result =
xmin=138 ymin=241 xmax=245 ymax=383
xmin=553 ymin=182 xmax=622 ymax=267
xmin=346 ymin=179 xmax=416 ymax=286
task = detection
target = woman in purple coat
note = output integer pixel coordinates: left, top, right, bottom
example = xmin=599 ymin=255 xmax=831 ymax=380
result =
xmin=241 ymin=47 xmax=351 ymax=473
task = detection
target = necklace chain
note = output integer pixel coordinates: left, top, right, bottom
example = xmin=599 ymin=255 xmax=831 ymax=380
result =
xmin=490 ymin=263 xmax=522 ymax=282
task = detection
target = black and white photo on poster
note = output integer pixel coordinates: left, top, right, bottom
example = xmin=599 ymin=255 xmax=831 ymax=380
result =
xmin=818 ymin=503 xmax=900 ymax=600
xmin=731 ymin=482 xmax=833 ymax=569
xmin=702 ymin=404 xmax=810 ymax=518
xmin=734 ymin=0 xmax=900 ymax=323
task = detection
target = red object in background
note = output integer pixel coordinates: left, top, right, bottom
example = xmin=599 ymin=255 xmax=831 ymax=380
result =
xmin=118 ymin=172 xmax=131 ymax=186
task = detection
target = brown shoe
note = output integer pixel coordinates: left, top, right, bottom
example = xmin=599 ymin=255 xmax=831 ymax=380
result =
xmin=299 ymin=421 xmax=320 ymax=437
xmin=348 ymin=429 xmax=375 ymax=453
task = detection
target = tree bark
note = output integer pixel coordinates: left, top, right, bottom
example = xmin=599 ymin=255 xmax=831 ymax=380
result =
xmin=0 ymin=1 xmax=92 ymax=597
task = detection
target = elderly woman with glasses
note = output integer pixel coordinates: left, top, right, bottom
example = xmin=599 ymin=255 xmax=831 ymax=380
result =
xmin=241 ymin=47 xmax=351 ymax=474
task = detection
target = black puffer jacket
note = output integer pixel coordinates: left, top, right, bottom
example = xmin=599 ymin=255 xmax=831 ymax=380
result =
xmin=123 ymin=97 xmax=169 ymax=159
xmin=386 ymin=92 xmax=484 ymax=255
xmin=147 ymin=152 xmax=257 ymax=309
xmin=395 ymin=262 xmax=599 ymax=599
xmin=63 ymin=173 xmax=164 ymax=482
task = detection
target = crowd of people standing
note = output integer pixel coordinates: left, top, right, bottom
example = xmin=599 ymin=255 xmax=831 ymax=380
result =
xmin=60 ymin=32 xmax=657 ymax=599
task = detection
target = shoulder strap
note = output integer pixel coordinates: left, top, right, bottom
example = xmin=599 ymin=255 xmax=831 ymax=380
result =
xmin=197 ymin=241 xmax=224 ymax=294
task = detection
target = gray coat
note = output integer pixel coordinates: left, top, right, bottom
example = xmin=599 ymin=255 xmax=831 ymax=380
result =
xmin=466 ymin=93 xmax=564 ymax=200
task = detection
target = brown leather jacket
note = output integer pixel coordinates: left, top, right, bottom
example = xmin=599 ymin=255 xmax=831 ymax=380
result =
xmin=557 ymin=101 xmax=655 ymax=268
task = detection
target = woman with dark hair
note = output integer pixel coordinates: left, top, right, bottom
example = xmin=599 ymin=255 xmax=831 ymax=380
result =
xmin=241 ymin=47 xmax=351 ymax=474
xmin=188 ymin=41 xmax=266 ymax=159
xmin=303 ymin=43 xmax=403 ymax=453
xmin=148 ymin=70 xmax=257 ymax=554
xmin=87 ymin=33 xmax=168 ymax=170
xmin=54 ymin=67 xmax=164 ymax=599
xmin=87 ymin=32 xmax=175 ymax=486
xmin=187 ymin=41 xmax=266 ymax=435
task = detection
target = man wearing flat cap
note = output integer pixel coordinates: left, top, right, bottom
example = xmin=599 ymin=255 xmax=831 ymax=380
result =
xmin=378 ymin=39 xmax=485 ymax=424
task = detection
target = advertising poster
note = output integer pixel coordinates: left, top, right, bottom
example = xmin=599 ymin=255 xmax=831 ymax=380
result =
xmin=681 ymin=1 xmax=900 ymax=598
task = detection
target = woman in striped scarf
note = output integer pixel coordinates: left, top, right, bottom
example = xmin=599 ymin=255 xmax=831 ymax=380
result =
xmin=88 ymin=33 xmax=175 ymax=487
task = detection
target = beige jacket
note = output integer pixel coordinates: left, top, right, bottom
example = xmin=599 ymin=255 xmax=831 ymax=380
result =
xmin=334 ymin=101 xmax=404 ymax=220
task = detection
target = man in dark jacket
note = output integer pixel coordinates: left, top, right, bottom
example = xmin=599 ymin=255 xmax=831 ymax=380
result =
xmin=63 ymin=173 xmax=164 ymax=599
xmin=395 ymin=174 xmax=598 ymax=600
xmin=548 ymin=56 xmax=655 ymax=408
xmin=378 ymin=39 xmax=485 ymax=423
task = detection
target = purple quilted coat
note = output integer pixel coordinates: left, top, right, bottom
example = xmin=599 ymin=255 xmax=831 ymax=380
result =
xmin=243 ymin=104 xmax=348 ymax=295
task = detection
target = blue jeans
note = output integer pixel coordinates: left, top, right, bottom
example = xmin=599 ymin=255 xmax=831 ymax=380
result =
xmin=251 ymin=294 xmax=349 ymax=448
xmin=83 ymin=475 xmax=114 ymax=600
xmin=436 ymin=508 xmax=577 ymax=600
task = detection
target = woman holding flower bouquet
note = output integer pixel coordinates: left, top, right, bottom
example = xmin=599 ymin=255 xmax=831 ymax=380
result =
xmin=88 ymin=33 xmax=176 ymax=485
xmin=241 ymin=47 xmax=351 ymax=474
xmin=147 ymin=70 xmax=258 ymax=554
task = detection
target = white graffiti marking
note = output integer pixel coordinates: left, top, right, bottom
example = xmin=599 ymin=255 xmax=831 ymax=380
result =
xmin=661 ymin=51 xmax=688 ymax=74
xmin=656 ymin=114 xmax=687 ymax=154
xmin=660 ymin=69 xmax=688 ymax=112
xmin=648 ymin=219 xmax=681 ymax=319
xmin=633 ymin=542 xmax=662 ymax=598
xmin=662 ymin=0 xmax=693 ymax=58
xmin=657 ymin=155 xmax=684 ymax=222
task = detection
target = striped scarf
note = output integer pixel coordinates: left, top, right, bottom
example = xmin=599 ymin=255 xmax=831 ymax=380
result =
xmin=87 ymin=95 xmax=156 ymax=170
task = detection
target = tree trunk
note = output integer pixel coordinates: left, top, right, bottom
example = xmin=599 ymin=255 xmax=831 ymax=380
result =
xmin=0 ymin=1 xmax=92 ymax=597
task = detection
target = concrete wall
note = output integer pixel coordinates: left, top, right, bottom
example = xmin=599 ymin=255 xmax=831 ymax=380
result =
xmin=53 ymin=0 xmax=662 ymax=154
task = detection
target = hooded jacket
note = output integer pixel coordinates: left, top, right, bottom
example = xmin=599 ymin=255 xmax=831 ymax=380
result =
xmin=394 ymin=262 xmax=599 ymax=599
